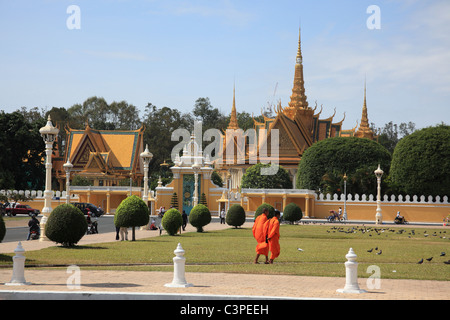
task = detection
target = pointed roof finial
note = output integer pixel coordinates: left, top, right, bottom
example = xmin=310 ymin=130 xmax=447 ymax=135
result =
xmin=355 ymin=79 xmax=375 ymax=140
xmin=227 ymin=82 xmax=239 ymax=130
xmin=288 ymin=27 xmax=309 ymax=110
xmin=297 ymin=25 xmax=302 ymax=63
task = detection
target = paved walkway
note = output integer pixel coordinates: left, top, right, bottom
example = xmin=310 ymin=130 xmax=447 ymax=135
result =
xmin=1 ymin=220 xmax=449 ymax=300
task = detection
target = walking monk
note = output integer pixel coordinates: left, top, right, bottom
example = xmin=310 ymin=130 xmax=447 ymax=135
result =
xmin=265 ymin=210 xmax=281 ymax=264
xmin=252 ymin=208 xmax=269 ymax=264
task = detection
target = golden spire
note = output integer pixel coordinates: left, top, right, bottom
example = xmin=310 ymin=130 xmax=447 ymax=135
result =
xmin=227 ymin=84 xmax=239 ymax=130
xmin=355 ymin=81 xmax=375 ymax=140
xmin=288 ymin=27 xmax=309 ymax=110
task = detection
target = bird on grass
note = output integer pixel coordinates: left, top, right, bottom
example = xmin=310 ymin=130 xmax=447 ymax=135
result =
xmin=297 ymin=248 xmax=304 ymax=252
xmin=444 ymin=260 xmax=450 ymax=265
xmin=417 ymin=259 xmax=424 ymax=264
xmin=426 ymin=257 xmax=433 ymax=262
xmin=367 ymin=248 xmax=373 ymax=253
xmin=440 ymin=252 xmax=446 ymax=257
xmin=376 ymin=250 xmax=382 ymax=255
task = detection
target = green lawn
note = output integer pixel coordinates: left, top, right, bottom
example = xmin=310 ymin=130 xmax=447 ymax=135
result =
xmin=1 ymin=225 xmax=449 ymax=281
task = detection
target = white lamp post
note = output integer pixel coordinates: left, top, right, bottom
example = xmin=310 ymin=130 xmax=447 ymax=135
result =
xmin=192 ymin=160 xmax=201 ymax=207
xmin=140 ymin=145 xmax=153 ymax=203
xmin=39 ymin=115 xmax=59 ymax=241
xmin=63 ymin=160 xmax=73 ymax=204
xmin=374 ymin=164 xmax=384 ymax=225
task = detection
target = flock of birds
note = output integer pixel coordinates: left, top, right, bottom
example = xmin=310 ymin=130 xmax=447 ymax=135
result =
xmin=323 ymin=225 xmax=450 ymax=265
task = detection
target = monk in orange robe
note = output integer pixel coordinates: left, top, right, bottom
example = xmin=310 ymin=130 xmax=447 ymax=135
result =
xmin=265 ymin=210 xmax=281 ymax=264
xmin=252 ymin=208 xmax=269 ymax=264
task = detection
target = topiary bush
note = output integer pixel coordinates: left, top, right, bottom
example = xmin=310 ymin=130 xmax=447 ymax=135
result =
xmin=226 ymin=204 xmax=246 ymax=228
xmin=45 ymin=204 xmax=87 ymax=247
xmin=254 ymin=203 xmax=275 ymax=220
xmin=0 ymin=215 xmax=5 ymax=243
xmin=241 ymin=163 xmax=292 ymax=189
xmin=296 ymin=137 xmax=391 ymax=194
xmin=114 ymin=195 xmax=150 ymax=241
xmin=189 ymin=204 xmax=211 ymax=232
xmin=162 ymin=208 xmax=183 ymax=236
xmin=283 ymin=202 xmax=303 ymax=224
xmin=390 ymin=124 xmax=450 ymax=197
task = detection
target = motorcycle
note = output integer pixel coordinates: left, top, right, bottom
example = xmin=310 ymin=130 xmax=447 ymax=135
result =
xmin=29 ymin=229 xmax=40 ymax=240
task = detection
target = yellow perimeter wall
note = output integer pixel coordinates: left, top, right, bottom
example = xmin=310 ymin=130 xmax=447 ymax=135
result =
xmin=4 ymin=189 xmax=449 ymax=224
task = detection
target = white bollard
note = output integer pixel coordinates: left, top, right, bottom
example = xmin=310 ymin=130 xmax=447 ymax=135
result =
xmin=164 ymin=243 xmax=193 ymax=288
xmin=6 ymin=242 xmax=31 ymax=286
xmin=337 ymin=248 xmax=366 ymax=294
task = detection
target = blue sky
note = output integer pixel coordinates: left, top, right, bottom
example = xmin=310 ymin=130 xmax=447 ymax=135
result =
xmin=0 ymin=0 xmax=449 ymax=130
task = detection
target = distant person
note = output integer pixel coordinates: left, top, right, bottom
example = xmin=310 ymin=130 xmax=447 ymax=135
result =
xmin=220 ymin=208 xmax=226 ymax=224
xmin=182 ymin=210 xmax=188 ymax=231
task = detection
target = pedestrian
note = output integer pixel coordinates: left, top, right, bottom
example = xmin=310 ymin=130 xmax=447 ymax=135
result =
xmin=182 ymin=210 xmax=188 ymax=231
xmin=252 ymin=208 xmax=269 ymax=264
xmin=265 ymin=210 xmax=281 ymax=264
xmin=120 ymin=227 xmax=128 ymax=241
xmin=220 ymin=208 xmax=226 ymax=224
xmin=115 ymin=226 xmax=120 ymax=240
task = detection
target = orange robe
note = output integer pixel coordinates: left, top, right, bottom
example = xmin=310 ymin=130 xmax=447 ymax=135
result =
xmin=265 ymin=217 xmax=280 ymax=260
xmin=252 ymin=214 xmax=269 ymax=256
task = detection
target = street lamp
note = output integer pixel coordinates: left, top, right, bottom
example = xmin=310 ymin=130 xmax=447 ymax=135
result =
xmin=140 ymin=145 xmax=153 ymax=203
xmin=39 ymin=115 xmax=59 ymax=241
xmin=192 ymin=160 xmax=201 ymax=207
xmin=343 ymin=173 xmax=348 ymax=221
xmin=63 ymin=160 xmax=73 ymax=204
xmin=374 ymin=164 xmax=384 ymax=225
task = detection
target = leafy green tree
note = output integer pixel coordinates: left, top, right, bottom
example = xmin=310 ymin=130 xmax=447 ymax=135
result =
xmin=162 ymin=208 xmax=182 ymax=236
xmin=211 ymin=171 xmax=223 ymax=187
xmin=114 ymin=195 xmax=150 ymax=241
xmin=297 ymin=137 xmax=391 ymax=195
xmin=45 ymin=204 xmax=87 ymax=247
xmin=193 ymin=97 xmax=228 ymax=132
xmin=241 ymin=163 xmax=292 ymax=189
xmin=226 ymin=204 xmax=246 ymax=228
xmin=0 ymin=214 xmax=5 ymax=243
xmin=390 ymin=124 xmax=450 ymax=197
xmin=143 ymin=103 xmax=193 ymax=173
xmin=371 ymin=121 xmax=416 ymax=154
xmin=283 ymin=203 xmax=302 ymax=224
xmin=0 ymin=111 xmax=45 ymax=190
xmin=189 ymin=204 xmax=211 ymax=232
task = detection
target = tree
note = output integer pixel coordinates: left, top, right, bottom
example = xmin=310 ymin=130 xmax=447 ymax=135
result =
xmin=283 ymin=203 xmax=302 ymax=224
xmin=241 ymin=163 xmax=292 ymax=189
xmin=390 ymin=124 xmax=450 ymax=197
xmin=143 ymin=103 xmax=193 ymax=173
xmin=68 ymin=97 xmax=141 ymax=130
xmin=161 ymin=208 xmax=183 ymax=236
xmin=193 ymin=97 xmax=227 ymax=132
xmin=45 ymin=204 xmax=87 ymax=247
xmin=170 ymin=192 xmax=179 ymax=208
xmin=0 ymin=214 xmax=5 ymax=243
xmin=189 ymin=204 xmax=211 ymax=232
xmin=0 ymin=111 xmax=46 ymax=190
xmin=371 ymin=121 xmax=416 ymax=154
xmin=226 ymin=204 xmax=246 ymax=228
xmin=114 ymin=195 xmax=150 ymax=241
xmin=296 ymin=137 xmax=391 ymax=195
